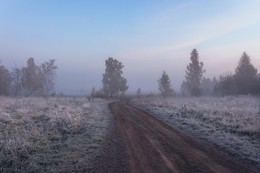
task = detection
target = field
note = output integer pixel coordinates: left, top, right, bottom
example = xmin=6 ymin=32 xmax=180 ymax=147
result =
xmin=1 ymin=96 xmax=259 ymax=172
xmin=0 ymin=97 xmax=113 ymax=172
xmin=132 ymin=96 xmax=260 ymax=169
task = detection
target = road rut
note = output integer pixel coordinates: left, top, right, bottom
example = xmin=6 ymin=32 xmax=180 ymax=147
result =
xmin=109 ymin=102 xmax=257 ymax=173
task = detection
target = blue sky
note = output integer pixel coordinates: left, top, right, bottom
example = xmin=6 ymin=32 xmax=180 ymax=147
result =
xmin=1 ymin=0 xmax=260 ymax=95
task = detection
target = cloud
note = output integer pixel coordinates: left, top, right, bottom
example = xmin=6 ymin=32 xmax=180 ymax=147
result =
xmin=118 ymin=1 xmax=260 ymax=60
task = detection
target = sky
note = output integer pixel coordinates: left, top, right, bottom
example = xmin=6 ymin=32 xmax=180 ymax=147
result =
xmin=1 ymin=0 xmax=260 ymax=95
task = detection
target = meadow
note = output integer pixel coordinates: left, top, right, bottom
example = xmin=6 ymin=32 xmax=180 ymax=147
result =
xmin=1 ymin=95 xmax=259 ymax=172
xmin=133 ymin=96 xmax=260 ymax=169
xmin=0 ymin=97 xmax=112 ymax=172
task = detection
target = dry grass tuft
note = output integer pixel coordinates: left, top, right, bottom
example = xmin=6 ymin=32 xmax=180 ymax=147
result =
xmin=0 ymin=97 xmax=111 ymax=172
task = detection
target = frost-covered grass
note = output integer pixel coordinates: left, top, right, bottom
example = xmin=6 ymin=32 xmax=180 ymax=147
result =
xmin=132 ymin=96 xmax=260 ymax=169
xmin=0 ymin=97 xmax=112 ymax=172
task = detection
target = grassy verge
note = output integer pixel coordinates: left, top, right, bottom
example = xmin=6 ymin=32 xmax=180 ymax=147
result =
xmin=0 ymin=97 xmax=110 ymax=173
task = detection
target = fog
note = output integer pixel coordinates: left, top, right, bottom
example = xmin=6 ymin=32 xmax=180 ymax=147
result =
xmin=1 ymin=1 xmax=260 ymax=95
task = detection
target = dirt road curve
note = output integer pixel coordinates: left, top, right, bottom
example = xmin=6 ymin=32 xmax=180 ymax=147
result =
xmin=109 ymin=102 xmax=257 ymax=173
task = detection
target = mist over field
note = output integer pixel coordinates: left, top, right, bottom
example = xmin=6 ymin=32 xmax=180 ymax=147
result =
xmin=0 ymin=1 xmax=260 ymax=172
xmin=1 ymin=0 xmax=260 ymax=95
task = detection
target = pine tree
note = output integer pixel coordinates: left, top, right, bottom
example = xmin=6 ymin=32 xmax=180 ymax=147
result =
xmin=182 ymin=49 xmax=204 ymax=96
xmin=158 ymin=71 xmax=174 ymax=98
xmin=234 ymin=52 xmax=257 ymax=94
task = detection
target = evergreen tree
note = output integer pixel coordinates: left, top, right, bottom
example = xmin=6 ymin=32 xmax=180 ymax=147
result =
xmin=182 ymin=49 xmax=204 ymax=96
xmin=234 ymin=52 xmax=257 ymax=94
xmin=158 ymin=71 xmax=174 ymax=98
xmin=201 ymin=77 xmax=215 ymax=96
xmin=214 ymin=73 xmax=237 ymax=95
xmin=22 ymin=57 xmax=40 ymax=95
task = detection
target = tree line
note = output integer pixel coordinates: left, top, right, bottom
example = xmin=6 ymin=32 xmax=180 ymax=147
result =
xmin=1 ymin=49 xmax=259 ymax=97
xmin=97 ymin=49 xmax=260 ymax=98
xmin=163 ymin=49 xmax=260 ymax=97
xmin=0 ymin=57 xmax=57 ymax=96
xmin=161 ymin=49 xmax=260 ymax=97
xmin=214 ymin=52 xmax=259 ymax=95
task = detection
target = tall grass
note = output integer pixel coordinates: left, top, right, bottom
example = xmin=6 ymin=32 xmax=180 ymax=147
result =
xmin=0 ymin=97 xmax=110 ymax=172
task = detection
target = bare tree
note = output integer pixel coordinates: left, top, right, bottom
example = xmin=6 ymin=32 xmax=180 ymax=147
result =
xmin=158 ymin=71 xmax=174 ymax=98
xmin=11 ymin=67 xmax=23 ymax=96
xmin=0 ymin=64 xmax=12 ymax=95
xmin=182 ymin=49 xmax=204 ymax=96
xmin=102 ymin=57 xmax=128 ymax=97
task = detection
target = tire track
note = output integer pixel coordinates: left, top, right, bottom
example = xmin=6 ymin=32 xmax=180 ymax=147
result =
xmin=109 ymin=102 xmax=257 ymax=173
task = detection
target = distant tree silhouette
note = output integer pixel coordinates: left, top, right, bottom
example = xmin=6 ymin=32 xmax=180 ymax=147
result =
xmin=95 ymin=88 xmax=106 ymax=98
xmin=102 ymin=57 xmax=128 ymax=97
xmin=11 ymin=67 xmax=23 ymax=96
xmin=214 ymin=52 xmax=258 ymax=95
xmin=22 ymin=57 xmax=40 ymax=95
xmin=0 ymin=64 xmax=12 ymax=95
xmin=91 ymin=87 xmax=96 ymax=97
xmin=214 ymin=73 xmax=237 ymax=95
xmin=201 ymin=77 xmax=218 ymax=96
xmin=39 ymin=59 xmax=58 ymax=95
xmin=257 ymin=74 xmax=260 ymax=94
xmin=21 ymin=58 xmax=57 ymax=96
xmin=182 ymin=49 xmax=204 ymax=96
xmin=158 ymin=71 xmax=174 ymax=98
xmin=120 ymin=77 xmax=128 ymax=95
xmin=234 ymin=52 xmax=257 ymax=94
xmin=136 ymin=88 xmax=141 ymax=98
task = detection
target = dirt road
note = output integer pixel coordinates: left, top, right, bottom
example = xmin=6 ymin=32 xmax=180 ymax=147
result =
xmin=109 ymin=102 xmax=257 ymax=173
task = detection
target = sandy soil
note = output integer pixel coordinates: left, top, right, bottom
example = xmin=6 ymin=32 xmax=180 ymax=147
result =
xmin=109 ymin=101 xmax=257 ymax=173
